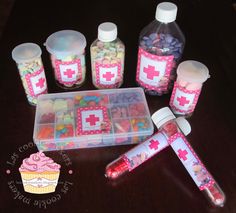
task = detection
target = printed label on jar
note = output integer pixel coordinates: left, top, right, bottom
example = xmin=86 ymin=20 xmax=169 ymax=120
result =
xmin=95 ymin=62 xmax=122 ymax=88
xmin=136 ymin=47 xmax=174 ymax=92
xmin=55 ymin=59 xmax=82 ymax=85
xmin=77 ymin=106 xmax=110 ymax=135
xmin=168 ymin=133 xmax=215 ymax=190
xmin=25 ymin=67 xmax=47 ymax=97
xmin=124 ymin=132 xmax=169 ymax=171
xmin=169 ymin=83 xmax=201 ymax=114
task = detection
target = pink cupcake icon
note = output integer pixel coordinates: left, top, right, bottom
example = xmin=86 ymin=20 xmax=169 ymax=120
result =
xmin=19 ymin=151 xmax=61 ymax=194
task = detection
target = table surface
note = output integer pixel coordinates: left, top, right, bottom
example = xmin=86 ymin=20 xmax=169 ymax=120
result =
xmin=1 ymin=0 xmax=236 ymax=212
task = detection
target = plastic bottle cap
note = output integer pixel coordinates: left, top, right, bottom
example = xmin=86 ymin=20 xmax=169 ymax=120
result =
xmin=177 ymin=60 xmax=210 ymax=83
xmin=175 ymin=117 xmax=191 ymax=136
xmin=45 ymin=30 xmax=86 ymax=58
xmin=12 ymin=43 xmax=42 ymax=63
xmin=155 ymin=2 xmax=177 ymax=23
xmin=98 ymin=22 xmax=117 ymax=42
xmin=152 ymin=107 xmax=176 ymax=129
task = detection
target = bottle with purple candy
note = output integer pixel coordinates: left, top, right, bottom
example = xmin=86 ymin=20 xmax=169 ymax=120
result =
xmin=136 ymin=2 xmax=185 ymax=96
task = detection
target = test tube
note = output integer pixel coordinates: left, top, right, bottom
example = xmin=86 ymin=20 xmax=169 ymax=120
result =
xmin=105 ymin=108 xmax=190 ymax=179
xmin=152 ymin=108 xmax=225 ymax=207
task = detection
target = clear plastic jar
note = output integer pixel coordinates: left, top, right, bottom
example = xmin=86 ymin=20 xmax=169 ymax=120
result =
xmin=45 ymin=30 xmax=86 ymax=89
xmin=12 ymin=43 xmax=47 ymax=105
xmin=136 ymin=2 xmax=185 ymax=96
xmin=169 ymin=60 xmax=210 ymax=117
xmin=90 ymin=22 xmax=125 ymax=89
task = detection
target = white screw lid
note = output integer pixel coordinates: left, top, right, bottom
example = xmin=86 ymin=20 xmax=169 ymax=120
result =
xmin=177 ymin=60 xmax=210 ymax=83
xmin=12 ymin=43 xmax=42 ymax=63
xmin=175 ymin=117 xmax=191 ymax=136
xmin=155 ymin=2 xmax=177 ymax=23
xmin=152 ymin=107 xmax=176 ymax=129
xmin=98 ymin=22 xmax=117 ymax=42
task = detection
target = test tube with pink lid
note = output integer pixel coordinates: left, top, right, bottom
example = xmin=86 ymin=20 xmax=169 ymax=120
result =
xmin=169 ymin=60 xmax=210 ymax=116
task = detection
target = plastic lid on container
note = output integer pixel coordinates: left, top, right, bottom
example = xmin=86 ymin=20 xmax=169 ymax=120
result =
xmin=45 ymin=30 xmax=86 ymax=57
xmin=177 ymin=60 xmax=210 ymax=83
xmin=12 ymin=43 xmax=42 ymax=63
xmin=155 ymin=2 xmax=177 ymax=23
xmin=98 ymin=22 xmax=117 ymax=42
xmin=175 ymin=117 xmax=191 ymax=136
xmin=152 ymin=107 xmax=176 ymax=129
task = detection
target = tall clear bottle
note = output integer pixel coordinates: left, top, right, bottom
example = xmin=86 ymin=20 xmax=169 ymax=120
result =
xmin=136 ymin=2 xmax=185 ymax=95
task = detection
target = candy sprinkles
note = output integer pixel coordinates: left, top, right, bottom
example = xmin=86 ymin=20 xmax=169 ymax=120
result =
xmin=136 ymin=2 xmax=185 ymax=96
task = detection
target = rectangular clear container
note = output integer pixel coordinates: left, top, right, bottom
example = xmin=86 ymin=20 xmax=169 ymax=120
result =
xmin=33 ymin=88 xmax=154 ymax=151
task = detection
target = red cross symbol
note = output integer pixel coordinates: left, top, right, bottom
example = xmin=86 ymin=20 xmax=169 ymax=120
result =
xmin=177 ymin=96 xmax=190 ymax=106
xmin=64 ymin=69 xmax=75 ymax=78
xmin=35 ymin=78 xmax=45 ymax=89
xmin=177 ymin=149 xmax=188 ymax=161
xmin=85 ymin=114 xmax=100 ymax=126
xmin=149 ymin=139 xmax=160 ymax=150
xmin=143 ymin=65 xmax=160 ymax=80
xmin=103 ymin=72 xmax=115 ymax=81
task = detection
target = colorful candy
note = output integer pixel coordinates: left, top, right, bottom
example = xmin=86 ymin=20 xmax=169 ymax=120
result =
xmin=12 ymin=43 xmax=47 ymax=105
xmin=56 ymin=124 xmax=74 ymax=138
xmin=37 ymin=125 xmax=54 ymax=139
xmin=45 ymin=30 xmax=87 ymax=89
xmin=90 ymin=22 xmax=125 ymax=89
xmin=74 ymin=93 xmax=109 ymax=106
xmin=136 ymin=2 xmax=185 ymax=96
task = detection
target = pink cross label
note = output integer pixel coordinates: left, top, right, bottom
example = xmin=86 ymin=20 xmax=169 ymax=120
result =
xmin=136 ymin=47 xmax=174 ymax=92
xmin=55 ymin=59 xmax=82 ymax=85
xmin=124 ymin=132 xmax=169 ymax=171
xmin=25 ymin=67 xmax=47 ymax=97
xmin=95 ymin=62 xmax=122 ymax=88
xmin=169 ymin=82 xmax=201 ymax=114
xmin=149 ymin=139 xmax=160 ymax=150
xmin=77 ymin=106 xmax=109 ymax=135
xmin=168 ymin=133 xmax=215 ymax=190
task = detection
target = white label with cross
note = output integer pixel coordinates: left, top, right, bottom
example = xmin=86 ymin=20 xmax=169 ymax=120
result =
xmin=124 ymin=132 xmax=169 ymax=170
xmin=81 ymin=110 xmax=103 ymax=131
xmin=136 ymin=48 xmax=173 ymax=91
xmin=55 ymin=59 xmax=82 ymax=85
xmin=173 ymin=88 xmax=195 ymax=111
xmin=170 ymin=83 xmax=201 ymax=114
xmin=95 ymin=62 xmax=121 ymax=88
xmin=169 ymin=133 xmax=214 ymax=190
xmin=31 ymin=71 xmax=47 ymax=95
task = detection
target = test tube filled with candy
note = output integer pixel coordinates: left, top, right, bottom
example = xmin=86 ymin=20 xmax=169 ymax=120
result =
xmin=169 ymin=60 xmax=210 ymax=117
xmin=45 ymin=30 xmax=87 ymax=89
xmin=90 ymin=22 xmax=125 ymax=89
xmin=136 ymin=2 xmax=185 ymax=96
xmin=105 ymin=108 xmax=190 ymax=179
xmin=12 ymin=43 xmax=47 ymax=105
xmin=152 ymin=107 xmax=225 ymax=207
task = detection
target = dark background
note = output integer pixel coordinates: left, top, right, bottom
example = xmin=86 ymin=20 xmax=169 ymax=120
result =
xmin=0 ymin=0 xmax=236 ymax=212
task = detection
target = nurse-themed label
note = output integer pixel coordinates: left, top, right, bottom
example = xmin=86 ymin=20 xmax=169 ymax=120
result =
xmin=25 ymin=68 xmax=47 ymax=97
xmin=169 ymin=83 xmax=201 ymax=114
xmin=169 ymin=133 xmax=215 ymax=190
xmin=136 ymin=47 xmax=174 ymax=92
xmin=55 ymin=59 xmax=82 ymax=85
xmin=77 ymin=106 xmax=110 ymax=135
xmin=95 ymin=62 xmax=122 ymax=88
xmin=124 ymin=132 xmax=169 ymax=170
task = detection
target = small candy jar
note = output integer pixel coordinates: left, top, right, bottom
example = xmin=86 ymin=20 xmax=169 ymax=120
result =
xmin=45 ymin=30 xmax=87 ymax=89
xmin=169 ymin=60 xmax=210 ymax=117
xmin=12 ymin=43 xmax=47 ymax=105
xmin=90 ymin=22 xmax=125 ymax=89
xmin=136 ymin=2 xmax=185 ymax=96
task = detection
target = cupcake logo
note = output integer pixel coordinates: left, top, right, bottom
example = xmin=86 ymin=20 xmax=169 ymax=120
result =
xmin=19 ymin=151 xmax=61 ymax=194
